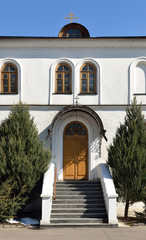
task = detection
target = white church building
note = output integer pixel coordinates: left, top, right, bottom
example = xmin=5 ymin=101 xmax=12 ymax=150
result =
xmin=0 ymin=22 xmax=146 ymax=226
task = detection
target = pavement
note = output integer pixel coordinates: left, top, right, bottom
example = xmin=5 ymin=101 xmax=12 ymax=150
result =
xmin=0 ymin=226 xmax=146 ymax=240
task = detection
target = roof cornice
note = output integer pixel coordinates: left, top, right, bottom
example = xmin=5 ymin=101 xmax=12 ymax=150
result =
xmin=0 ymin=38 xmax=146 ymax=50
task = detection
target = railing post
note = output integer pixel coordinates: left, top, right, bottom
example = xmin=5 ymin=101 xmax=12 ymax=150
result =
xmin=54 ymin=167 xmax=57 ymax=200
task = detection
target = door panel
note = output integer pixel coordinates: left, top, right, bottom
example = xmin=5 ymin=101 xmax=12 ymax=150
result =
xmin=63 ymin=122 xmax=88 ymax=180
xmin=76 ymin=138 xmax=88 ymax=180
xmin=63 ymin=139 xmax=75 ymax=180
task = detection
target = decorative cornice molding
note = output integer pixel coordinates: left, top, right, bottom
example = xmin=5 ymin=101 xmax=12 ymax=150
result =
xmin=49 ymin=105 xmax=105 ymax=136
xmin=0 ymin=39 xmax=146 ymax=50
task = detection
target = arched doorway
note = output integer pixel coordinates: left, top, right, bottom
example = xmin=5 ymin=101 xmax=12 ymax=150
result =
xmin=50 ymin=105 xmax=105 ymax=181
xmin=63 ymin=121 xmax=88 ymax=180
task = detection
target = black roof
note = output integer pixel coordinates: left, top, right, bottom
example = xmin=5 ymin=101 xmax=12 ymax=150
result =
xmin=0 ymin=36 xmax=146 ymax=40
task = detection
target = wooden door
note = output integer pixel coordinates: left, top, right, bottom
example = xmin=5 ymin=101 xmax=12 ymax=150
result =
xmin=63 ymin=122 xmax=88 ymax=180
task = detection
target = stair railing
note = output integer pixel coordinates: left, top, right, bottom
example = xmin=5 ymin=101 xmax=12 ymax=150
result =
xmin=53 ymin=166 xmax=57 ymax=200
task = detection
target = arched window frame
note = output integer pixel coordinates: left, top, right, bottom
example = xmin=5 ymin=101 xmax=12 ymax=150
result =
xmin=129 ymin=57 xmax=146 ymax=104
xmin=58 ymin=23 xmax=90 ymax=38
xmin=55 ymin=63 xmax=72 ymax=94
xmin=1 ymin=63 xmax=18 ymax=94
xmin=80 ymin=63 xmax=97 ymax=94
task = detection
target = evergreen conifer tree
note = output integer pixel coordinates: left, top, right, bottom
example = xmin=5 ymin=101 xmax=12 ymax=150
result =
xmin=0 ymin=103 xmax=51 ymax=221
xmin=0 ymin=177 xmax=27 ymax=222
xmin=107 ymin=98 xmax=146 ymax=218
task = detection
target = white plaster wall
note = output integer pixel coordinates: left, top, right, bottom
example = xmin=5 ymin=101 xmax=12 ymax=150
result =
xmin=93 ymin=106 xmax=127 ymax=161
xmin=0 ymin=41 xmax=146 ymax=105
xmin=0 ymin=105 xmax=145 ymax=179
xmin=21 ymin=59 xmax=50 ymax=104
xmin=0 ymin=106 xmax=11 ymax=124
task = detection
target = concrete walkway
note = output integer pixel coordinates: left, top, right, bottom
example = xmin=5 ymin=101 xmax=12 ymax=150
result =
xmin=0 ymin=227 xmax=146 ymax=240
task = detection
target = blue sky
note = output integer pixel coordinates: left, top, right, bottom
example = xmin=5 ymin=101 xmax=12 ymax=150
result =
xmin=0 ymin=0 xmax=146 ymax=37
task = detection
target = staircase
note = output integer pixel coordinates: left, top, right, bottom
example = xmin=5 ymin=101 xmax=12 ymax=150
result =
xmin=49 ymin=180 xmax=114 ymax=227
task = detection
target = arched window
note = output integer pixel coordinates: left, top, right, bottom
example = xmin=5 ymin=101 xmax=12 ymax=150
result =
xmin=67 ymin=29 xmax=81 ymax=38
xmin=134 ymin=61 xmax=146 ymax=94
xmin=65 ymin=122 xmax=87 ymax=135
xmin=80 ymin=63 xmax=96 ymax=94
xmin=55 ymin=64 xmax=72 ymax=93
xmin=1 ymin=63 xmax=18 ymax=94
xmin=58 ymin=23 xmax=90 ymax=38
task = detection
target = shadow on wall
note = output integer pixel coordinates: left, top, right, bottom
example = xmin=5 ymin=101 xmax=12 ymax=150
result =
xmin=38 ymin=126 xmax=51 ymax=150
xmin=88 ymin=163 xmax=112 ymax=181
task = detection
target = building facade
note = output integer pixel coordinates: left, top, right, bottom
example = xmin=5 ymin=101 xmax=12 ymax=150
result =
xmin=0 ymin=23 xmax=146 ymax=224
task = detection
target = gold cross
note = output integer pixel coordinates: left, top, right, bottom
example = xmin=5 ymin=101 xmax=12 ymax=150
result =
xmin=65 ymin=12 xmax=78 ymax=23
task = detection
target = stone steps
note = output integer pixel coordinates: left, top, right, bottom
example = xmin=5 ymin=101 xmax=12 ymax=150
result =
xmin=52 ymin=204 xmax=105 ymax=208
xmin=55 ymin=191 xmax=103 ymax=195
xmin=50 ymin=180 xmax=109 ymax=226
xmin=51 ymin=208 xmax=106 ymax=213
xmin=51 ymin=213 xmax=107 ymax=218
xmin=42 ymin=223 xmax=117 ymax=228
xmin=50 ymin=217 xmax=107 ymax=224
xmin=52 ymin=199 xmax=104 ymax=204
